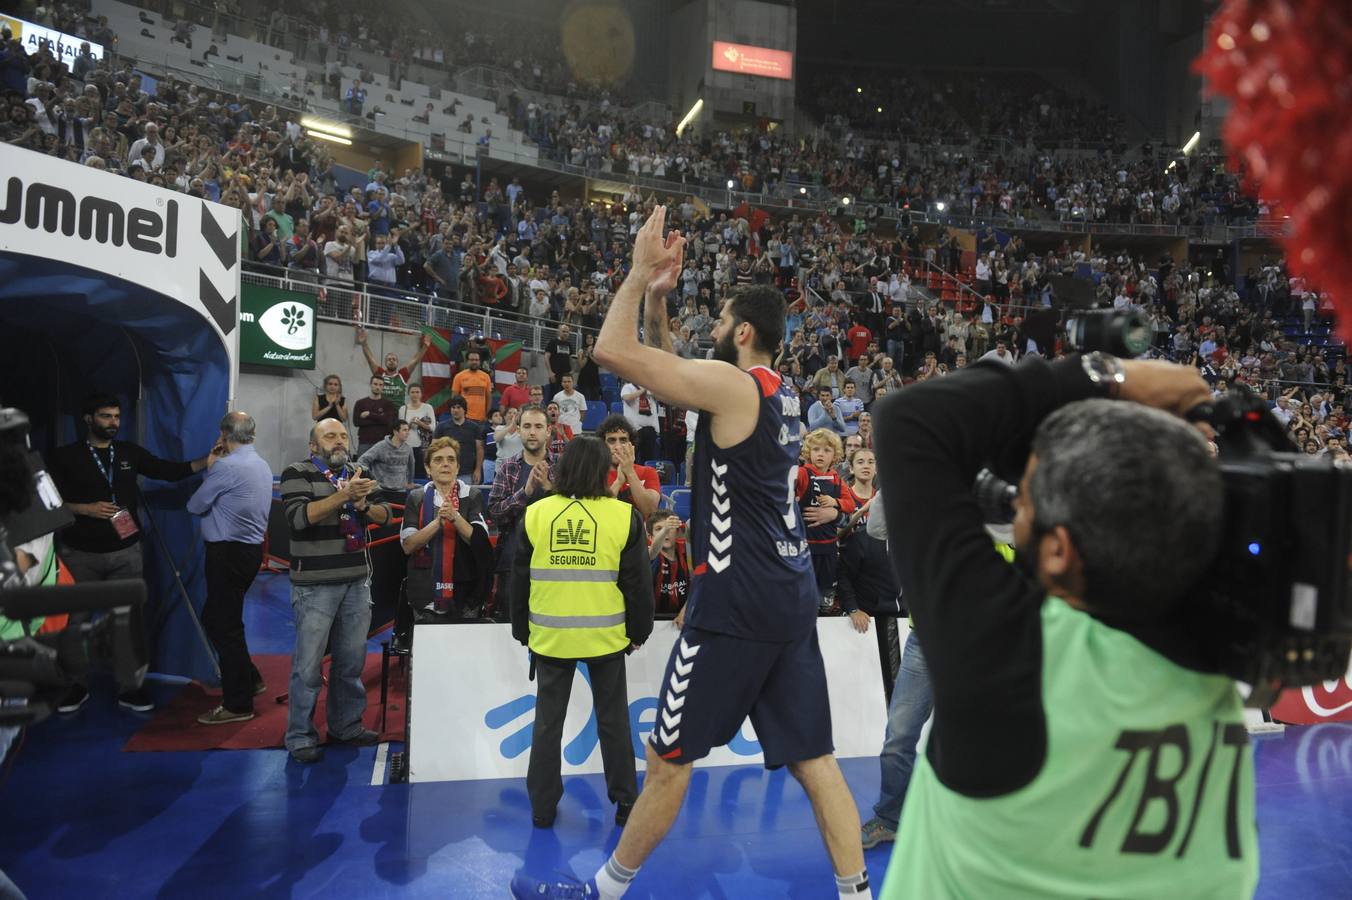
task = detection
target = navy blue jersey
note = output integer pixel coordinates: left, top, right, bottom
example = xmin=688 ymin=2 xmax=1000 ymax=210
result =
xmin=684 ymin=366 xmax=818 ymax=641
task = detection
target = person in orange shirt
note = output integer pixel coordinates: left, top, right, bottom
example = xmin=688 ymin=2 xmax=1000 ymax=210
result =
xmin=451 ymin=350 xmax=494 ymax=422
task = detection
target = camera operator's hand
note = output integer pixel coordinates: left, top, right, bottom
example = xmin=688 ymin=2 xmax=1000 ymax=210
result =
xmin=1119 ymin=359 xmax=1213 ymax=419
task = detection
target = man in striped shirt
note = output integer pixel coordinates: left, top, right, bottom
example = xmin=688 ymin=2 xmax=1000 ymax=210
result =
xmin=280 ymin=418 xmax=392 ymax=764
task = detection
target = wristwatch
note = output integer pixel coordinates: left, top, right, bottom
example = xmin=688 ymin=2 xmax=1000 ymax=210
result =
xmin=1081 ymin=351 xmax=1126 ymax=399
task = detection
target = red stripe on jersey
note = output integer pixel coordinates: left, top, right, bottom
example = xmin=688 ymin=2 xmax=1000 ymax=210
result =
xmin=748 ymin=366 xmax=781 ymax=398
xmin=692 ymin=562 xmax=708 ymax=577
xmin=660 ymin=748 xmax=682 ymax=760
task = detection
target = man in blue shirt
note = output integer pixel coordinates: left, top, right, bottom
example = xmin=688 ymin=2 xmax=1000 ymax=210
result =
xmin=187 ymin=412 xmax=276 ymax=725
xmin=807 ymin=387 xmax=848 ymax=435
xmin=835 ymin=381 xmax=865 ymax=435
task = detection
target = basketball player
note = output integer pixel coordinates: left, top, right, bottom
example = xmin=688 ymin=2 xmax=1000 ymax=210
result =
xmin=511 ymin=208 xmax=871 ymax=900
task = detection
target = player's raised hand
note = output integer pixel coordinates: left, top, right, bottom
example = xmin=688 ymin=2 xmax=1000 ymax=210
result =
xmin=632 ymin=205 xmax=682 ymax=283
xmin=648 ymin=227 xmax=686 ymax=297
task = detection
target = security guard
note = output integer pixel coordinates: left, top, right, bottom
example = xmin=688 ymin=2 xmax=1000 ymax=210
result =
xmin=510 ymin=434 xmax=654 ymax=830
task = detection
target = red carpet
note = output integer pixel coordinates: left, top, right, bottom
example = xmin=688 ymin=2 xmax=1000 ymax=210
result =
xmin=122 ymin=652 xmax=406 ymax=752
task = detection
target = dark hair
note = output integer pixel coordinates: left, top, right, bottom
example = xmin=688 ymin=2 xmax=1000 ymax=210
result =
xmin=392 ymin=418 xmax=408 ymax=432
xmin=1029 ymin=400 xmax=1222 ymax=622
xmin=598 ymin=414 xmax=635 ymax=442
xmin=83 ymin=392 xmax=120 ymax=416
xmin=726 ymin=285 xmax=786 ymax=355
xmin=552 ymin=435 xmax=611 ymax=498
xmin=518 ymin=403 xmax=548 ymax=424
xmin=448 ymin=394 xmax=467 ymax=411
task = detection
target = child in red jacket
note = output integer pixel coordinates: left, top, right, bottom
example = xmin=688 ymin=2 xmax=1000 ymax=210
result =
xmin=796 ymin=428 xmax=857 ymax=612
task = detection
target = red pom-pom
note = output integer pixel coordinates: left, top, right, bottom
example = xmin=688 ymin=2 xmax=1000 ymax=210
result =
xmin=1196 ymin=0 xmax=1352 ymax=342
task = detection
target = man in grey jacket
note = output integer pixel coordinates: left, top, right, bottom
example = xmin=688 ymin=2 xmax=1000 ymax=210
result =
xmin=357 ymin=420 xmax=416 ymax=501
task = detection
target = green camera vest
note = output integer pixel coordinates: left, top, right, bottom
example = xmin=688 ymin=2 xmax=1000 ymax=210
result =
xmin=524 ymin=493 xmax=633 ymax=660
xmin=881 ymin=596 xmax=1258 ymax=899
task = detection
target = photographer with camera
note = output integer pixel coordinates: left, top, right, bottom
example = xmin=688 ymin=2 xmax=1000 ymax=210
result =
xmin=45 ymin=393 xmax=212 ymax=714
xmin=280 ymin=418 xmax=391 ymax=764
xmin=872 ymin=354 xmax=1257 ymax=898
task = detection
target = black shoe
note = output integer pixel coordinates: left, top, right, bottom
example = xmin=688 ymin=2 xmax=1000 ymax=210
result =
xmin=328 ymin=728 xmax=379 ymax=746
xmin=56 ymin=684 xmax=89 ymax=714
xmin=532 ymin=812 xmax=555 ymax=828
xmin=118 ymin=686 xmax=155 ymax=712
xmin=290 ymin=745 xmax=323 ymax=764
xmin=615 ymin=802 xmax=634 ymax=826
xmin=253 ymin=679 xmax=267 ymax=696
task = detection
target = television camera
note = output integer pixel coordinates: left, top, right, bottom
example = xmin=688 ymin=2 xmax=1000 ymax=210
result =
xmin=0 ymin=408 xmax=146 ymax=728
xmin=979 ymin=311 xmax=1352 ymax=707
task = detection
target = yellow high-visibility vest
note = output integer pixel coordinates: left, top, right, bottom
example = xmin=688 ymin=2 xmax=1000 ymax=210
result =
xmin=524 ymin=493 xmax=633 ymax=659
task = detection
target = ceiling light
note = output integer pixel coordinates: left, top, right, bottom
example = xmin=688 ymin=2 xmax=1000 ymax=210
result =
xmin=308 ymin=131 xmax=352 ymax=146
xmin=300 ymin=116 xmax=351 ymax=138
xmin=675 ymin=98 xmax=703 ymax=138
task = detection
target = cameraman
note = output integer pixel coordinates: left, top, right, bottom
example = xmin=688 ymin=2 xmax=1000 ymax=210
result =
xmin=872 ymin=355 xmax=1257 ymax=898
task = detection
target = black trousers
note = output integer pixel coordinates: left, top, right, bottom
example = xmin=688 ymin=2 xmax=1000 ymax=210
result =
xmin=527 ymin=654 xmax=636 ymax=817
xmin=203 ymin=541 xmax=264 ymax=713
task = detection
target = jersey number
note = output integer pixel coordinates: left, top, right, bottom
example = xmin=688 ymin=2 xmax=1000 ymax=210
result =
xmin=1079 ymin=722 xmax=1248 ymax=859
xmin=783 ymin=465 xmax=798 ymax=529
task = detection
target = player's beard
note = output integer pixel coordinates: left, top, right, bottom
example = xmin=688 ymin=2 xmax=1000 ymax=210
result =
xmin=90 ymin=422 xmax=119 ymax=442
xmin=324 ymin=448 xmax=349 ymax=469
xmin=712 ymin=328 xmax=739 ymax=366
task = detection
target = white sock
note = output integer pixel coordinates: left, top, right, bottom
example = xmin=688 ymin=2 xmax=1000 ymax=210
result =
xmin=836 ymin=869 xmax=872 ymax=900
xmin=593 ymin=854 xmax=638 ymax=899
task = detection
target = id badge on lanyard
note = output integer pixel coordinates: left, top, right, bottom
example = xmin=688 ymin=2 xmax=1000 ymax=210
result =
xmin=90 ymin=443 xmax=140 ymax=538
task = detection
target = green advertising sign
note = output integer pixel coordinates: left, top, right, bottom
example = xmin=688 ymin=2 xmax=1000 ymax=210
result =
xmin=240 ymin=284 xmax=316 ymax=369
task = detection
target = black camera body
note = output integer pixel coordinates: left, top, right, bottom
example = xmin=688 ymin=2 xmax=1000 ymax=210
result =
xmin=1191 ymin=389 xmax=1352 ymax=705
xmin=975 ymin=363 xmax=1352 ymax=707
xmin=0 ymin=408 xmax=148 ymax=727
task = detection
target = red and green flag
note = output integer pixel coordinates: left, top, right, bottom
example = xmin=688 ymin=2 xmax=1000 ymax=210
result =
xmin=488 ymin=338 xmax=524 ymax=388
xmin=420 ymin=326 xmax=463 ymax=413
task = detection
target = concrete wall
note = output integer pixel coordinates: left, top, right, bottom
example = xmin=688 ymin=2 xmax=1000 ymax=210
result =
xmin=705 ymin=0 xmax=797 ymax=122
xmin=668 ymin=0 xmax=797 ymax=127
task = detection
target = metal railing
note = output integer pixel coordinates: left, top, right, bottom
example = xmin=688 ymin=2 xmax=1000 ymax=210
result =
xmin=241 ymin=262 xmax=594 ymax=354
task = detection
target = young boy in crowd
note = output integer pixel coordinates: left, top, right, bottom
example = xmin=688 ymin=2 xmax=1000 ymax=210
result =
xmin=795 ymin=428 xmax=856 ymax=613
xmin=646 ymin=511 xmax=690 ymax=620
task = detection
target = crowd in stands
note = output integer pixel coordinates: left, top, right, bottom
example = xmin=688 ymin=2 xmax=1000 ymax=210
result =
xmin=4 ymin=8 xmax=1344 ymax=621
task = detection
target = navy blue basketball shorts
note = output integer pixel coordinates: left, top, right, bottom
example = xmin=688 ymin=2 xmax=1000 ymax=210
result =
xmin=647 ymin=626 xmax=834 ymax=768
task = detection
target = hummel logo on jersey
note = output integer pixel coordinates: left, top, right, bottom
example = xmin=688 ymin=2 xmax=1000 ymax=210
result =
xmin=708 ymin=460 xmax=732 ymax=573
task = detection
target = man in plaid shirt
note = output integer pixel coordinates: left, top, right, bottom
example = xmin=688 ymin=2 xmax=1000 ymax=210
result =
xmin=488 ymin=405 xmax=556 ymax=620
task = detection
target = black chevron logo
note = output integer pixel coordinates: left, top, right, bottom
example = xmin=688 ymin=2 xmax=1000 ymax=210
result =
xmin=200 ymin=205 xmax=238 ymax=270
xmin=200 ymin=269 xmax=236 ymax=335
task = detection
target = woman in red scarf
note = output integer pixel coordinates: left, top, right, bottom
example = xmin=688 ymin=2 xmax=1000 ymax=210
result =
xmin=400 ymin=437 xmax=494 ymax=618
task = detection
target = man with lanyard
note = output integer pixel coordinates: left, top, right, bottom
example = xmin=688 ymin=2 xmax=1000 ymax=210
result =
xmin=46 ymin=392 xmax=211 ymax=714
xmin=357 ymin=325 xmax=433 ymax=405
xmin=279 ymin=417 xmax=392 ymax=763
